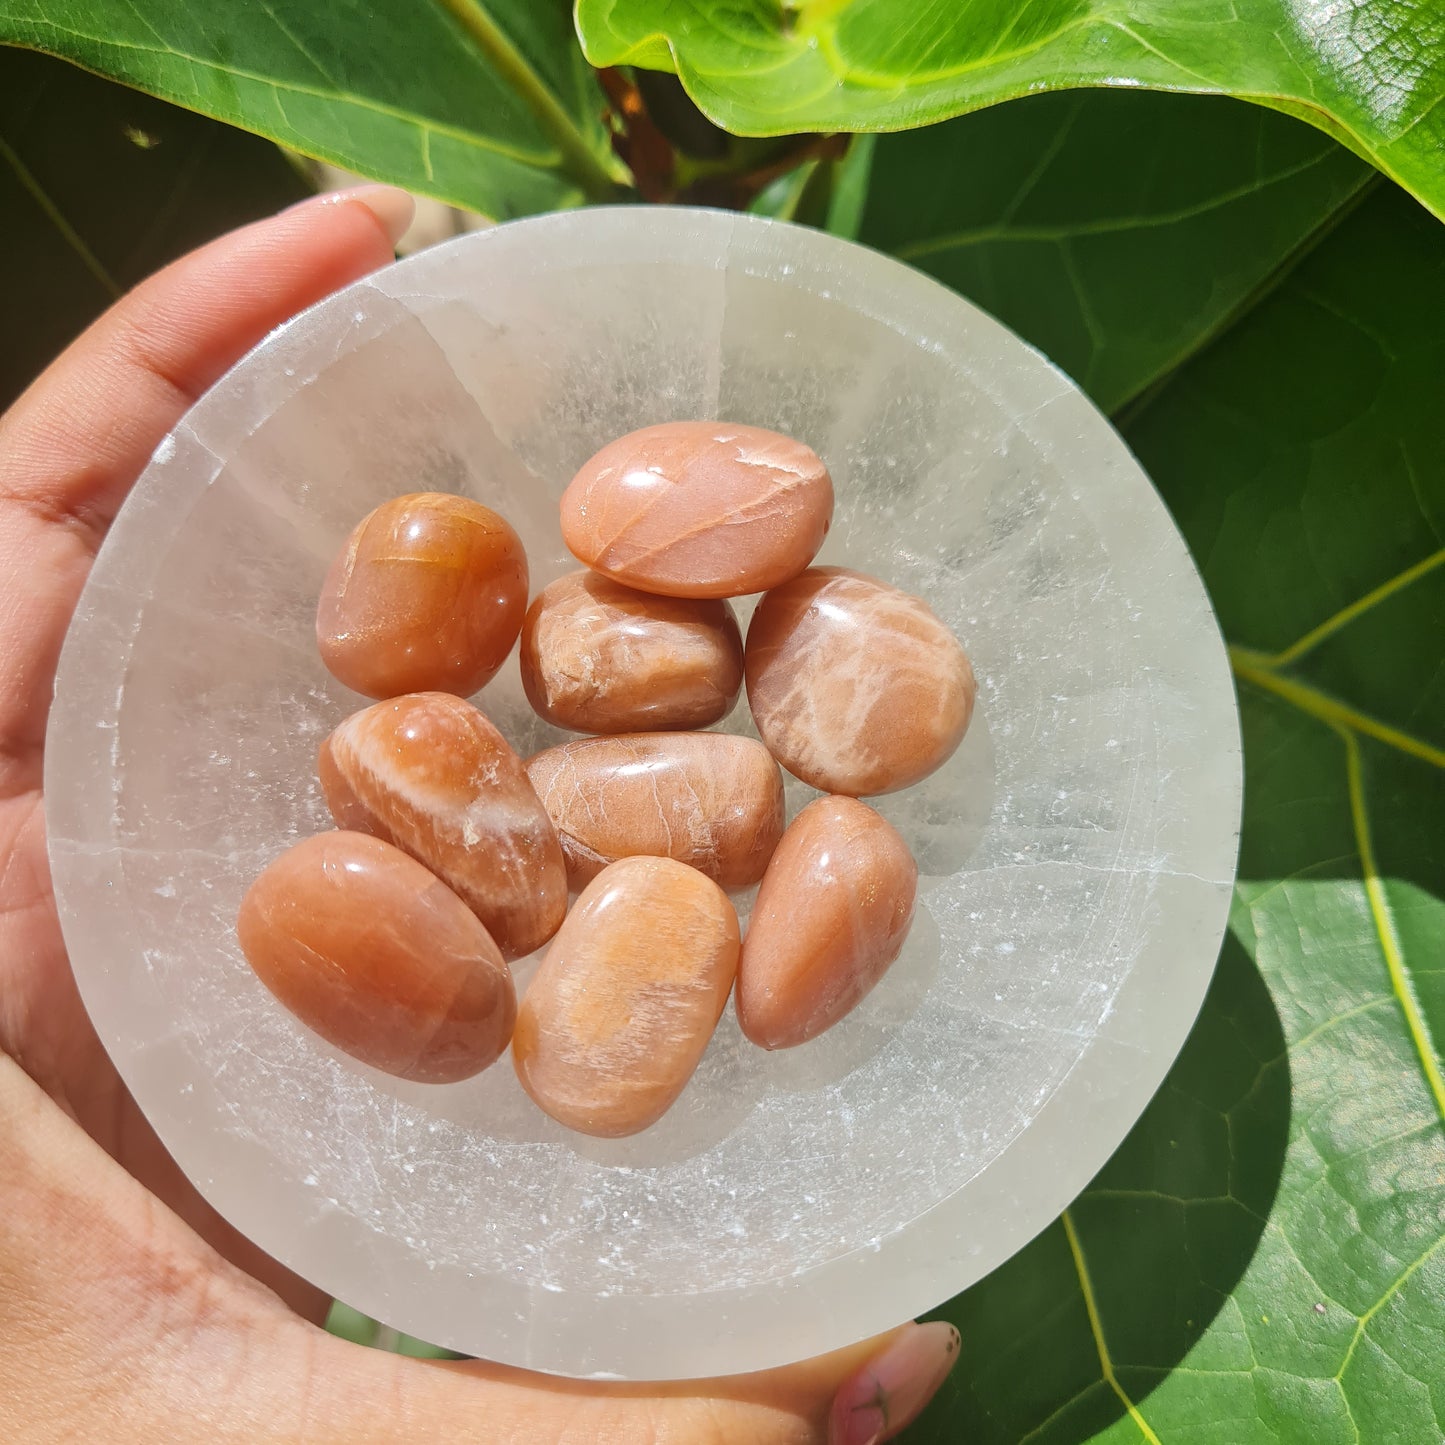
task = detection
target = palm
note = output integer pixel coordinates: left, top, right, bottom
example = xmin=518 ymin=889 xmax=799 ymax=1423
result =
xmin=0 ymin=784 xmax=118 ymax=1134
xmin=0 ymin=539 xmax=325 ymax=1319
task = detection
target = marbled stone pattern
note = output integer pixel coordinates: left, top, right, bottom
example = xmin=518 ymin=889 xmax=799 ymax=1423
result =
xmin=519 ymin=570 xmax=743 ymax=733
xmin=738 ymin=797 xmax=918 ymax=1049
xmin=560 ymin=420 xmax=833 ymax=599
xmin=320 ymin=692 xmax=566 ymax=959
xmin=513 ymin=856 xmax=740 ymax=1137
xmin=236 ymin=831 xmax=516 ymax=1083
xmin=525 ymin=732 xmax=785 ymax=890
xmin=746 ymin=567 xmax=977 ymax=796
xmin=316 ymin=491 xmax=527 ymax=699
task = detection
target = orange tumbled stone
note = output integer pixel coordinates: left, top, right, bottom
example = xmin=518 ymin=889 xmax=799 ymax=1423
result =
xmin=524 ymin=732 xmax=784 ymax=890
xmin=513 ymin=856 xmax=739 ymax=1136
xmin=559 ymin=421 xmax=833 ymax=598
xmin=745 ymin=567 xmax=976 ymax=795
xmin=319 ymin=692 xmax=567 ymax=959
xmin=317 ymin=491 xmax=527 ymax=699
xmin=237 ymin=831 xmax=516 ymax=1083
xmin=738 ymin=797 xmax=917 ymax=1050
xmin=519 ymin=570 xmax=743 ymax=732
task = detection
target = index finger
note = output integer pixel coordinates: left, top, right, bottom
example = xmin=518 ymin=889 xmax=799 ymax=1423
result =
xmin=0 ymin=184 xmax=413 ymax=788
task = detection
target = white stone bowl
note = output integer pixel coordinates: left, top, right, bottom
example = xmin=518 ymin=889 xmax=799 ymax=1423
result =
xmin=46 ymin=207 xmax=1241 ymax=1379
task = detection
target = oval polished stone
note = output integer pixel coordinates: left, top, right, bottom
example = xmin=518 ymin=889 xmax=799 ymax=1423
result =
xmin=560 ymin=421 xmax=833 ymax=599
xmin=738 ymin=797 xmax=917 ymax=1050
xmin=525 ymin=732 xmax=784 ymax=890
xmin=746 ymin=567 xmax=976 ymax=795
xmin=513 ymin=856 xmax=739 ymax=1136
xmin=320 ymin=692 xmax=567 ymax=959
xmin=519 ymin=570 xmax=743 ymax=732
xmin=237 ymin=831 xmax=516 ymax=1083
xmin=317 ymin=491 xmax=528 ymax=699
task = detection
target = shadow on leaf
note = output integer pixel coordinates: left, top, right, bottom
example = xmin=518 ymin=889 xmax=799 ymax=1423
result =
xmin=903 ymin=935 xmax=1289 ymax=1442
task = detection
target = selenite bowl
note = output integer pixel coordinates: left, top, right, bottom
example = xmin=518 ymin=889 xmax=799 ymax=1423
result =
xmin=45 ymin=207 xmax=1241 ymax=1379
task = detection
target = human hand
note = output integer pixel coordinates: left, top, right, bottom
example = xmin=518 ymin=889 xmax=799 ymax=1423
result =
xmin=0 ymin=189 xmax=960 ymax=1444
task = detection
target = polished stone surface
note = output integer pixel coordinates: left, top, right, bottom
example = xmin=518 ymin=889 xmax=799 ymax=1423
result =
xmin=317 ymin=491 xmax=527 ymax=699
xmin=560 ymin=421 xmax=833 ymax=598
xmin=514 ymin=856 xmax=740 ymax=1138
xmin=520 ymin=570 xmax=743 ymax=732
xmin=237 ymin=831 xmax=515 ymax=1083
xmin=738 ymin=797 xmax=917 ymax=1049
xmin=47 ymin=207 xmax=1241 ymax=1378
xmin=747 ymin=567 xmax=976 ymax=796
xmin=525 ymin=732 xmax=784 ymax=889
xmin=320 ymin=692 xmax=566 ymax=959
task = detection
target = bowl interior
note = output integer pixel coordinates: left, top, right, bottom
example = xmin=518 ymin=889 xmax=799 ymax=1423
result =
xmin=46 ymin=207 xmax=1240 ymax=1378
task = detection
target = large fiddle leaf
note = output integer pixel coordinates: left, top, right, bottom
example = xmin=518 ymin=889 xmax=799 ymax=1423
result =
xmin=897 ymin=136 xmax=1445 ymax=1442
xmin=0 ymin=0 xmax=624 ymax=217
xmin=576 ymin=0 xmax=1445 ymax=221
xmin=857 ymin=91 xmax=1374 ymax=413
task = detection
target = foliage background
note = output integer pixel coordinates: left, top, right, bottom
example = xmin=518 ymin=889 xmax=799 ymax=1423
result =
xmin=2 ymin=2 xmax=1441 ymax=1438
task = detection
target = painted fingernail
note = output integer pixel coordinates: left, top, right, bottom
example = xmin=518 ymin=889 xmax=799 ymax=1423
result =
xmin=828 ymin=1321 xmax=961 ymax=1445
xmin=286 ymin=184 xmax=416 ymax=248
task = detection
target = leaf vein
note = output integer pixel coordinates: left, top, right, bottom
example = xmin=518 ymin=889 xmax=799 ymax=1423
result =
xmin=1230 ymin=648 xmax=1445 ymax=769
xmin=895 ymin=147 xmax=1346 ymax=260
xmin=1266 ymin=546 xmax=1445 ymax=666
xmin=1061 ymin=1209 xmax=1163 ymax=1445
xmin=1342 ymin=729 xmax=1445 ymax=1126
xmin=1333 ymin=1231 xmax=1445 ymax=1382
xmin=4 ymin=18 xmax=560 ymax=166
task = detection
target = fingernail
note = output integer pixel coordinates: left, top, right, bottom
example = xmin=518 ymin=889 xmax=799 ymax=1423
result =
xmin=828 ymin=1321 xmax=961 ymax=1445
xmin=286 ymin=183 xmax=416 ymax=248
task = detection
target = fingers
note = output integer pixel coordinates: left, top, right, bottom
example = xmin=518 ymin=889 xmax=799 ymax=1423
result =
xmin=0 ymin=1055 xmax=959 ymax=1444
xmin=0 ymin=184 xmax=413 ymax=789
xmin=410 ymin=1323 xmax=960 ymax=1444
xmin=0 ymin=182 xmax=413 ymax=533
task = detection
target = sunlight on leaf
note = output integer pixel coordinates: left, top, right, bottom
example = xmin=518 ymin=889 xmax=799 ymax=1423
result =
xmin=577 ymin=0 xmax=1445 ymax=220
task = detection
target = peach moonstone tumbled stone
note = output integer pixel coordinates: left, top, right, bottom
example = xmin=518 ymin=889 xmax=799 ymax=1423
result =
xmin=316 ymin=491 xmax=528 ymax=699
xmin=525 ymin=732 xmax=784 ymax=890
xmin=237 ymin=831 xmax=516 ymax=1083
xmin=320 ymin=692 xmax=567 ymax=958
xmin=519 ymin=570 xmax=743 ymax=732
xmin=746 ymin=567 xmax=976 ymax=795
xmin=738 ymin=797 xmax=917 ymax=1050
xmin=513 ymin=856 xmax=740 ymax=1137
xmin=559 ymin=421 xmax=833 ymax=598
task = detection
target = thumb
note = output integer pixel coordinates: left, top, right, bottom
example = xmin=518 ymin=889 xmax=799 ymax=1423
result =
xmin=0 ymin=1056 xmax=958 ymax=1444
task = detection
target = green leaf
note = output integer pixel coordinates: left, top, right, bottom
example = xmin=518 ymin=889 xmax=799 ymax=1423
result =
xmin=0 ymin=47 xmax=309 ymax=410
xmin=324 ymin=1302 xmax=464 ymax=1359
xmin=322 ymin=1300 xmax=379 ymax=1347
xmin=857 ymin=91 xmax=1374 ymax=413
xmin=901 ymin=170 xmax=1445 ymax=1442
xmin=0 ymin=0 xmax=625 ymax=218
xmin=575 ymin=0 xmax=1445 ymax=221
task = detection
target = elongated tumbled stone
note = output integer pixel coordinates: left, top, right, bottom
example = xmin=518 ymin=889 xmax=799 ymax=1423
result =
xmin=738 ymin=797 xmax=917 ymax=1049
xmin=559 ymin=421 xmax=833 ymax=598
xmin=519 ymin=570 xmax=743 ymax=732
xmin=524 ymin=732 xmax=784 ymax=890
xmin=317 ymin=491 xmax=527 ymax=699
xmin=237 ymin=831 xmax=516 ymax=1083
xmin=745 ymin=567 xmax=976 ymax=795
xmin=320 ymin=692 xmax=567 ymax=958
xmin=513 ymin=856 xmax=739 ymax=1136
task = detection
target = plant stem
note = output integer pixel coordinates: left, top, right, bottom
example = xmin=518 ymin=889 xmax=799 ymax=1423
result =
xmin=434 ymin=0 xmax=621 ymax=200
